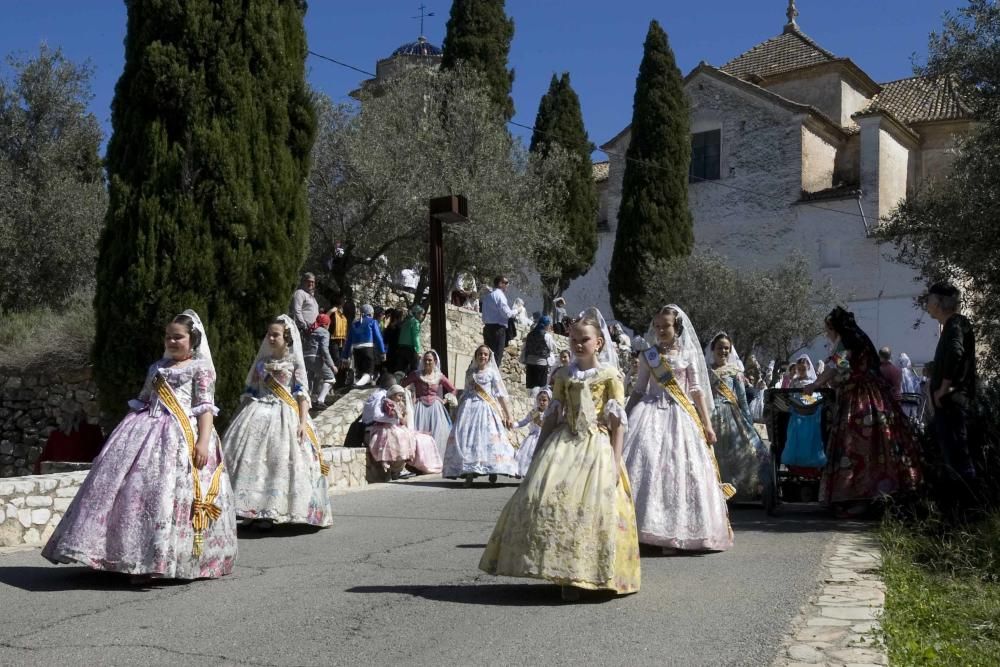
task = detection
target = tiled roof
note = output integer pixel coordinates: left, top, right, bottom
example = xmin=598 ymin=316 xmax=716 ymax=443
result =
xmin=721 ymin=26 xmax=836 ymax=81
xmin=592 ymin=161 xmax=610 ymax=182
xmin=861 ymin=76 xmax=973 ymax=124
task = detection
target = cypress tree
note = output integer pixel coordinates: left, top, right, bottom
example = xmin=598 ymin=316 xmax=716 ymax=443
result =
xmin=94 ymin=0 xmax=316 ymax=420
xmin=530 ymin=73 xmax=598 ymax=310
xmin=609 ymin=20 xmax=693 ymax=328
xmin=441 ymin=0 xmax=515 ymax=120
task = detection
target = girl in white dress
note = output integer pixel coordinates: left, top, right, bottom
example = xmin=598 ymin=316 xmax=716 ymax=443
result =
xmin=512 ymin=387 xmax=552 ymax=478
xmin=222 ymin=315 xmax=332 ymax=529
xmin=443 ymin=346 xmax=517 ymax=486
xmin=623 ymin=305 xmax=733 ymax=553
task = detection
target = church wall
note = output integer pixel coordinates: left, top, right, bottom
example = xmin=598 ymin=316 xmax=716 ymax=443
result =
xmin=834 ymin=133 xmax=860 ymax=186
xmin=840 ymin=79 xmax=872 ymax=127
xmin=686 ymin=76 xmax=803 ymax=263
xmin=764 ymin=70 xmax=845 ymax=125
xmin=917 ymin=121 xmax=971 ymax=186
xmin=801 ymin=126 xmax=837 ymax=192
xmin=878 ymin=127 xmax=912 ymax=219
xmin=790 ymin=195 xmax=935 ymax=362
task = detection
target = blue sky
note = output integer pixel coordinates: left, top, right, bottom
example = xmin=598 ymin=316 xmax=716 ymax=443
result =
xmin=1 ymin=1 xmax=957 ymax=154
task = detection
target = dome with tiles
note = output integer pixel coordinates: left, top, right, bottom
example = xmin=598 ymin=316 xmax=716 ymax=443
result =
xmin=391 ymin=36 xmax=442 ymax=57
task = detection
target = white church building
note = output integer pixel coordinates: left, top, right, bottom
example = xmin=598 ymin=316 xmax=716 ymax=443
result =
xmin=564 ymin=3 xmax=973 ymax=363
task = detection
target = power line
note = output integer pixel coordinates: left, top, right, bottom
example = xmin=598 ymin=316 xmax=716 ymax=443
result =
xmin=307 ymin=50 xmax=375 ymax=78
xmin=309 ymin=49 xmax=876 ymax=224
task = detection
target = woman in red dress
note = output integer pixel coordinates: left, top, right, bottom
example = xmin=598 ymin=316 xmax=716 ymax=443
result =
xmin=804 ymin=307 xmax=922 ymax=517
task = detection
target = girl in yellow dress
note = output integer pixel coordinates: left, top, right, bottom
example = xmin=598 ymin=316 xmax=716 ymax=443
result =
xmin=479 ymin=308 xmax=640 ymax=601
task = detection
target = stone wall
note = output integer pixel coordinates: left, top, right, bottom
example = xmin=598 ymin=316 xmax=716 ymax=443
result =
xmin=0 ymin=367 xmax=101 ymax=478
xmin=0 ymin=471 xmax=88 ymax=547
xmin=0 ymin=448 xmax=365 ymax=547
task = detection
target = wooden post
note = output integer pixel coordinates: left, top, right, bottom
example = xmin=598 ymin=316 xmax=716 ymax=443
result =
xmin=428 ymin=195 xmax=468 ymax=377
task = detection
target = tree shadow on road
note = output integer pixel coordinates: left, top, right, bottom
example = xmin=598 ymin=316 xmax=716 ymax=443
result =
xmin=0 ymin=565 xmax=190 ymax=593
xmin=346 ymin=583 xmax=623 ymax=606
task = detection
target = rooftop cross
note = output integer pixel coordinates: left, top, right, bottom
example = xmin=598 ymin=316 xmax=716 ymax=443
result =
xmin=786 ymin=0 xmax=799 ymax=29
xmin=412 ymin=3 xmax=435 ymax=38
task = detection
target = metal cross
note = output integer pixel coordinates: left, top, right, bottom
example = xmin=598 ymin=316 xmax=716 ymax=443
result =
xmin=412 ymin=4 xmax=435 ymax=36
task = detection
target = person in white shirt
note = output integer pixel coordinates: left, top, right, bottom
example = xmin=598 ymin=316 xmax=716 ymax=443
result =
xmin=288 ymin=273 xmax=319 ymax=334
xmin=481 ymin=275 xmax=517 ymax=365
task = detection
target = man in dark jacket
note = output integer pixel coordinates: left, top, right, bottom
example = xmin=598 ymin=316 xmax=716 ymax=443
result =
xmin=926 ymin=281 xmax=978 ymax=517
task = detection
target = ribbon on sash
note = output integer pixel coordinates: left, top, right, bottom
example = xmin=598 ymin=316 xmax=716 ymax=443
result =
xmin=643 ymin=348 xmax=737 ymax=500
xmin=153 ymin=374 xmax=224 ymax=557
xmin=472 ymin=382 xmax=520 ymax=449
xmin=265 ymin=374 xmax=331 ymax=476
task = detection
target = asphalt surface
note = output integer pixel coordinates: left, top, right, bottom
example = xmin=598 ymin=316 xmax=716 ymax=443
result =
xmin=0 ymin=478 xmax=848 ymax=666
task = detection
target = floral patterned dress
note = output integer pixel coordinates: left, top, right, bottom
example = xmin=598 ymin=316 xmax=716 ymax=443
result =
xmin=623 ymin=347 xmax=733 ymax=551
xmin=222 ymin=356 xmax=332 ymax=526
xmin=820 ymin=343 xmax=922 ymax=504
xmin=709 ymin=365 xmax=772 ymax=501
xmin=43 ymin=358 xmax=238 ymax=579
xmin=442 ymin=366 xmax=517 ymax=479
xmin=479 ymin=364 xmax=640 ymax=594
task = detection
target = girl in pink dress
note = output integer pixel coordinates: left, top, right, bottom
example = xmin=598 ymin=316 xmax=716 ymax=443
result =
xmin=401 ymin=350 xmax=457 ymax=458
xmin=43 ymin=311 xmax=237 ymax=582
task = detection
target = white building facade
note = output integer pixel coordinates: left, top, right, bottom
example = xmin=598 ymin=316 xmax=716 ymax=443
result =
xmin=563 ymin=8 xmax=973 ymax=364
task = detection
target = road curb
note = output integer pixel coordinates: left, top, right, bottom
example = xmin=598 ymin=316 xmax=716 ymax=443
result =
xmin=773 ymin=530 xmax=887 ymax=666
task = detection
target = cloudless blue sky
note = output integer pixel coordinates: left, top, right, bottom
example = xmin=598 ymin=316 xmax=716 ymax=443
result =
xmin=1 ymin=1 xmax=958 ymax=155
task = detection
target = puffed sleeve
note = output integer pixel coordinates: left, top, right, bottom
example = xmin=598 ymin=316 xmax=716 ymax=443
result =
xmin=292 ymin=358 xmax=310 ymax=401
xmin=190 ymin=360 xmax=220 ymax=417
xmin=128 ymin=362 xmax=159 ymax=411
xmin=604 ymin=372 xmax=628 ymax=430
xmin=440 ymin=375 xmax=457 ymax=395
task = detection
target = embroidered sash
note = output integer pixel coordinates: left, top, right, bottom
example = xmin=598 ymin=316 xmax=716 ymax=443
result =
xmin=472 ymin=382 xmax=519 ymax=449
xmin=153 ymin=374 xmax=224 ymax=557
xmin=265 ymin=374 xmax=331 ymax=476
xmin=643 ymin=348 xmax=737 ymax=500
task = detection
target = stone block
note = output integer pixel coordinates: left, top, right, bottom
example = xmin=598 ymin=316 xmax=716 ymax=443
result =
xmin=22 ymin=527 xmax=41 ymax=544
xmin=0 ymin=518 xmax=25 ymax=546
xmin=56 ymin=485 xmax=80 ymax=497
xmin=17 ymin=508 xmax=32 ymax=528
xmin=0 ymin=481 xmax=14 ymax=496
xmin=26 ymin=495 xmax=53 ymax=508
xmin=31 ymin=508 xmax=51 ymax=524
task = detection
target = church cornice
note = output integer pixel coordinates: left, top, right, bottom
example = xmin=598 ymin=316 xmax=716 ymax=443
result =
xmin=753 ymin=58 xmax=881 ymax=97
xmin=600 ymin=62 xmax=848 ymax=151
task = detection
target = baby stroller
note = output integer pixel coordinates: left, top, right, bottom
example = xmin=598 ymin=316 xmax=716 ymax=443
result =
xmin=764 ymin=388 xmax=836 ymax=515
xmin=899 ymin=392 xmax=926 ymax=434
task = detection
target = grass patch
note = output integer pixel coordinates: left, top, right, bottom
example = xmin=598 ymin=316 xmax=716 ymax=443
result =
xmin=880 ymin=513 xmax=1000 ymax=665
xmin=0 ymin=290 xmax=94 ymax=373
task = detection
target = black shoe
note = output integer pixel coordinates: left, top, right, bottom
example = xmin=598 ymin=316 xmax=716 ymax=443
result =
xmin=488 ymin=474 xmax=498 ymax=484
xmin=463 ymin=476 xmax=474 ymax=488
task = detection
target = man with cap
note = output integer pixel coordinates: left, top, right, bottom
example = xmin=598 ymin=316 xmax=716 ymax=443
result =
xmin=341 ymin=304 xmax=386 ymax=387
xmin=925 ymin=281 xmax=978 ymax=519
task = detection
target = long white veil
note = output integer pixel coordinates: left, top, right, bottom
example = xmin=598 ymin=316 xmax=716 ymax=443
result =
xmin=645 ymin=304 xmax=710 ymax=395
xmin=179 ymin=309 xmax=213 ymax=369
xmin=465 ymin=346 xmax=508 ymax=398
xmin=246 ymin=314 xmax=310 ymax=404
xmin=703 ymin=331 xmax=745 ymax=373
xmin=574 ymin=307 xmax=619 ymax=370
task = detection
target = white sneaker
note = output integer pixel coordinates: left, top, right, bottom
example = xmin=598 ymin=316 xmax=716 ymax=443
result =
xmin=354 ymin=373 xmax=371 ymax=387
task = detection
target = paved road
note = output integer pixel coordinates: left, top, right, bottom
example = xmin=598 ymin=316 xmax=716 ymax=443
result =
xmin=0 ymin=479 xmax=849 ymax=666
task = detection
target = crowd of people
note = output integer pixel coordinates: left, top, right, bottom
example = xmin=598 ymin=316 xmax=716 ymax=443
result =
xmin=38 ymin=276 xmax=978 ymax=603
